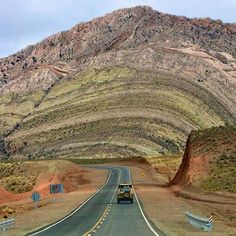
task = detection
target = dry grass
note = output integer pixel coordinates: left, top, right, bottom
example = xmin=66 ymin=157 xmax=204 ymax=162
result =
xmin=145 ymin=155 xmax=182 ymax=182
xmin=146 ymin=155 xmax=183 ymax=172
xmin=0 ymin=205 xmax=14 ymax=220
xmin=199 ymin=153 xmax=236 ymax=193
xmin=192 ymin=124 xmax=236 ymax=193
xmin=0 ymin=162 xmax=36 ymax=193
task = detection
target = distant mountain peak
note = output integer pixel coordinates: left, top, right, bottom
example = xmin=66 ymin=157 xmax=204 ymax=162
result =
xmin=0 ymin=6 xmax=236 ymax=95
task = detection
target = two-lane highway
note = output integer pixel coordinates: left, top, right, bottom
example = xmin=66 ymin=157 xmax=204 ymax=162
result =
xmin=28 ymin=166 xmax=163 ymax=236
xmin=94 ymin=167 xmax=157 ymax=236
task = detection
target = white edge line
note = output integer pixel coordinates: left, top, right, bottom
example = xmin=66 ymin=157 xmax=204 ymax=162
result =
xmin=29 ymin=170 xmax=112 ymax=236
xmin=80 ymin=167 xmax=120 ymax=236
xmin=128 ymin=168 xmax=160 ymax=236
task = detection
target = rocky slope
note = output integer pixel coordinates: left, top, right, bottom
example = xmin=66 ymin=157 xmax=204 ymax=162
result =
xmin=170 ymin=124 xmax=236 ymax=193
xmin=0 ymin=6 xmax=236 ymax=159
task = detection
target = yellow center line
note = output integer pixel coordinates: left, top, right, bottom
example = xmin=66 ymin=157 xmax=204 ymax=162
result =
xmin=82 ymin=205 xmax=110 ymax=236
xmin=83 ymin=168 xmax=120 ymax=236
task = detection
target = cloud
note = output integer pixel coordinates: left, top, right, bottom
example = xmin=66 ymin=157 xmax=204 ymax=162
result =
xmin=0 ymin=0 xmax=235 ymax=58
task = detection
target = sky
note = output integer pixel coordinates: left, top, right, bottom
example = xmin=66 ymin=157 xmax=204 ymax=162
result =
xmin=0 ymin=0 xmax=236 ymax=58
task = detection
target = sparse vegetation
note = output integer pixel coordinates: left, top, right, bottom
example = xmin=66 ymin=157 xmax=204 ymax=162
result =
xmin=0 ymin=162 xmax=36 ymax=193
xmin=3 ymin=66 xmax=230 ymax=160
xmin=69 ymin=158 xmax=129 ymax=165
xmin=200 ymin=153 xmax=236 ymax=193
xmin=0 ymin=4 xmax=235 ymax=164
xmin=190 ymin=124 xmax=236 ymax=193
xmin=146 ymin=155 xmax=182 ymax=172
xmin=0 ymin=205 xmax=14 ymax=219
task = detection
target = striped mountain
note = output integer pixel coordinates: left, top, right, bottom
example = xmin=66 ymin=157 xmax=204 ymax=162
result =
xmin=0 ymin=6 xmax=235 ymax=159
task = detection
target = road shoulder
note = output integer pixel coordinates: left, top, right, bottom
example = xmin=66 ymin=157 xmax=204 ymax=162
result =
xmin=115 ymin=160 xmax=236 ymax=236
xmin=1 ymin=162 xmax=107 ymax=236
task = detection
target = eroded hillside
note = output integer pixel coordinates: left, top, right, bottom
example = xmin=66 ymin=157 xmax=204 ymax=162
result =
xmin=170 ymin=124 xmax=236 ymax=193
xmin=0 ymin=6 xmax=235 ymax=159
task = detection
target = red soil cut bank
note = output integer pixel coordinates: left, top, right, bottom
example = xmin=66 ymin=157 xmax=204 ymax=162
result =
xmin=169 ymin=132 xmax=192 ymax=186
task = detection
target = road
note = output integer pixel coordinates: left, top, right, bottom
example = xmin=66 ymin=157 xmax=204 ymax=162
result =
xmin=28 ymin=166 xmax=164 ymax=236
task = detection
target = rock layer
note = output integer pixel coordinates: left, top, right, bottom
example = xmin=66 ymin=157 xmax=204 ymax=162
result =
xmin=0 ymin=6 xmax=235 ymax=159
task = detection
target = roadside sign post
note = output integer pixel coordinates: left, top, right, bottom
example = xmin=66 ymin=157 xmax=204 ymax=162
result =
xmin=49 ymin=184 xmax=64 ymax=202
xmin=31 ymin=191 xmax=41 ymax=209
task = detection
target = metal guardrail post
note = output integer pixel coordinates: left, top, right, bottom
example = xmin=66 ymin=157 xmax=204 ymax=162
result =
xmin=0 ymin=218 xmax=15 ymax=233
xmin=185 ymin=212 xmax=213 ymax=232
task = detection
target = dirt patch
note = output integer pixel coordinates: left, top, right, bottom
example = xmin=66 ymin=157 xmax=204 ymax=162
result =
xmin=154 ymin=165 xmax=172 ymax=175
xmin=61 ymin=167 xmax=91 ymax=192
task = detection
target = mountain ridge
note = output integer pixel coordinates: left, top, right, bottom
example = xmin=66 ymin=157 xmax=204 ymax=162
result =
xmin=1 ymin=6 xmax=236 ymax=95
xmin=0 ymin=6 xmax=235 ymax=159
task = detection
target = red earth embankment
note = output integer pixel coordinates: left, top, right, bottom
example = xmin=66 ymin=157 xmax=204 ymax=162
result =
xmin=169 ymin=132 xmax=192 ymax=186
xmin=169 ymin=125 xmax=236 ymax=193
xmin=0 ymin=161 xmax=91 ymax=205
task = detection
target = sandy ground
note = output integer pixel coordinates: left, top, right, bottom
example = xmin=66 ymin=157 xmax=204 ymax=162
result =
xmin=113 ymin=160 xmax=236 ymax=236
xmin=0 ymin=161 xmax=107 ymax=236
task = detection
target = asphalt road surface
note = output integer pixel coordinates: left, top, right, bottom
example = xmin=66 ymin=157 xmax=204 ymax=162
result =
xmin=28 ymin=166 xmax=164 ymax=236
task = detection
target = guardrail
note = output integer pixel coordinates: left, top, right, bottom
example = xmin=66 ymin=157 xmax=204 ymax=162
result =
xmin=0 ymin=218 xmax=15 ymax=233
xmin=185 ymin=212 xmax=213 ymax=232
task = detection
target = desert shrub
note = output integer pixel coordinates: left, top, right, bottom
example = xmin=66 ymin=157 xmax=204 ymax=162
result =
xmin=0 ymin=162 xmax=36 ymax=193
xmin=200 ymin=154 xmax=236 ymax=193
xmin=0 ymin=162 xmax=24 ymax=178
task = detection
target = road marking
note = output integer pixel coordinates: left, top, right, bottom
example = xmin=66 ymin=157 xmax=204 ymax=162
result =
xmin=83 ymin=205 xmax=110 ymax=236
xmin=128 ymin=168 xmax=160 ymax=236
xmin=83 ymin=167 xmax=121 ymax=236
xmin=29 ymin=170 xmax=112 ymax=236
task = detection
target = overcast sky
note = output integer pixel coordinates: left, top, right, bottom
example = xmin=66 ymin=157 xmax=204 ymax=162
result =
xmin=0 ymin=0 xmax=235 ymax=58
